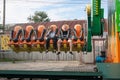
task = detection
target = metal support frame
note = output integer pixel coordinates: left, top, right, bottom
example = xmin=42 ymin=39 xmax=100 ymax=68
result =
xmin=92 ymin=38 xmax=106 ymax=63
xmin=86 ymin=0 xmax=104 ymax=52
xmin=87 ymin=16 xmax=92 ymax=52
xmin=0 ymin=70 xmax=102 ymax=80
xmin=3 ymin=0 xmax=6 ymax=34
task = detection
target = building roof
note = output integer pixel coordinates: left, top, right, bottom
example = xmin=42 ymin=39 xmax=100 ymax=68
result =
xmin=10 ymin=19 xmax=107 ymax=32
xmin=12 ymin=20 xmax=86 ymax=29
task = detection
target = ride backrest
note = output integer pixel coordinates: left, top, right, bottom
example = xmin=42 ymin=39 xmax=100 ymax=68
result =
xmin=10 ymin=26 xmax=23 ymax=42
xmin=26 ymin=25 xmax=34 ymax=37
xmin=73 ymin=24 xmax=83 ymax=38
xmin=13 ymin=26 xmax=22 ymax=38
xmin=25 ymin=25 xmax=34 ymax=42
xmin=14 ymin=26 xmax=22 ymax=32
xmin=37 ymin=25 xmax=46 ymax=39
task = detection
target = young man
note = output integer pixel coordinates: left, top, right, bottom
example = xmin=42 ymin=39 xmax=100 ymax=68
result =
xmin=45 ymin=25 xmax=58 ymax=53
xmin=57 ymin=24 xmax=73 ymax=55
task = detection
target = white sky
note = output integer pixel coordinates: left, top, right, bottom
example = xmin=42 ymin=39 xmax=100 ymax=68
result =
xmin=0 ymin=0 xmax=108 ymax=24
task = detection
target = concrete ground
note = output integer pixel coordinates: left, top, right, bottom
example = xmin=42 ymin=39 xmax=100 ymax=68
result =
xmin=0 ymin=61 xmax=96 ymax=80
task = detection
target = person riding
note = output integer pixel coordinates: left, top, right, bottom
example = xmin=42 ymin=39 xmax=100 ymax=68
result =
xmin=45 ymin=25 xmax=58 ymax=53
xmin=57 ymin=24 xmax=73 ymax=55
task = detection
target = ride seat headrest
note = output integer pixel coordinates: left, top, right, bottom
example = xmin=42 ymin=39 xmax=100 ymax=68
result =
xmin=74 ymin=24 xmax=83 ymax=38
xmin=26 ymin=25 xmax=34 ymax=32
xmin=14 ymin=26 xmax=22 ymax=32
xmin=37 ymin=25 xmax=46 ymax=33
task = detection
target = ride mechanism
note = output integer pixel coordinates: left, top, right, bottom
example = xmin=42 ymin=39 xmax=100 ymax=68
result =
xmin=1 ymin=0 xmax=120 ymax=64
xmin=6 ymin=0 xmax=103 ymax=54
xmin=7 ymin=24 xmax=85 ymax=53
xmin=2 ymin=0 xmax=103 ymax=54
xmin=6 ymin=0 xmax=120 ymax=64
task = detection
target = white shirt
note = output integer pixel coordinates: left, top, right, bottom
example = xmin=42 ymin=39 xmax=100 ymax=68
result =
xmin=49 ymin=31 xmax=55 ymax=38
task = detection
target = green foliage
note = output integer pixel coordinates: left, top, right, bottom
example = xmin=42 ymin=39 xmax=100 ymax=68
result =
xmin=27 ymin=11 xmax=50 ymax=22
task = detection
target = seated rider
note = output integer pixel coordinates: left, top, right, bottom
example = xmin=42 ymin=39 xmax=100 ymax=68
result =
xmin=96 ymin=51 xmax=106 ymax=62
xmin=57 ymin=24 xmax=73 ymax=55
xmin=45 ymin=25 xmax=58 ymax=53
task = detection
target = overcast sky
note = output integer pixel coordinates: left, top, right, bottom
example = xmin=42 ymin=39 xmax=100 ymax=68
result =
xmin=0 ymin=0 xmax=107 ymax=24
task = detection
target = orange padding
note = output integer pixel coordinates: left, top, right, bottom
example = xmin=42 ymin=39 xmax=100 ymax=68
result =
xmin=26 ymin=25 xmax=33 ymax=32
xmin=8 ymin=41 xmax=17 ymax=45
xmin=37 ymin=25 xmax=45 ymax=38
xmin=74 ymin=24 xmax=82 ymax=38
xmin=14 ymin=26 xmax=22 ymax=32
xmin=34 ymin=40 xmax=45 ymax=45
xmin=12 ymin=26 xmax=22 ymax=39
xmin=25 ymin=25 xmax=34 ymax=39
xmin=72 ymin=39 xmax=85 ymax=45
xmin=62 ymin=39 xmax=68 ymax=44
xmin=50 ymin=39 xmax=53 ymax=44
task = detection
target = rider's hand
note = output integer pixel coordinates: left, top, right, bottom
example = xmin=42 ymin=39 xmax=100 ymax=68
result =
xmin=44 ymin=37 xmax=47 ymax=40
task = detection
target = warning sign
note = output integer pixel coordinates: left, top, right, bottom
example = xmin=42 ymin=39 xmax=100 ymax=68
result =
xmin=0 ymin=35 xmax=10 ymax=50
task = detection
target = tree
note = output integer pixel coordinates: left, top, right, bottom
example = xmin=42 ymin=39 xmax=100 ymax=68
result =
xmin=27 ymin=11 xmax=50 ymax=23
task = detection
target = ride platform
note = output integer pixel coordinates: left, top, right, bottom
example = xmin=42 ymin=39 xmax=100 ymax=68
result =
xmin=0 ymin=61 xmax=101 ymax=80
xmin=97 ymin=63 xmax=120 ymax=80
xmin=0 ymin=61 xmax=120 ymax=80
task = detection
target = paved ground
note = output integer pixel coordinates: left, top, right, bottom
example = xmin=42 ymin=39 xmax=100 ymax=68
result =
xmin=0 ymin=61 xmax=96 ymax=80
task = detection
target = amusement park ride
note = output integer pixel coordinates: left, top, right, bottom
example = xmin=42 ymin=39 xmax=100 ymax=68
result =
xmin=8 ymin=24 xmax=85 ymax=53
xmin=0 ymin=0 xmax=120 ymax=80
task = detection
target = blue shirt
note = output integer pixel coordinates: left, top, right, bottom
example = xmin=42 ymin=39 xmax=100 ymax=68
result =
xmin=49 ymin=31 xmax=55 ymax=38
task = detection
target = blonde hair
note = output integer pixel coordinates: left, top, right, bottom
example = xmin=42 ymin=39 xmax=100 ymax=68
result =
xmin=74 ymin=24 xmax=82 ymax=30
xmin=50 ymin=25 xmax=57 ymax=31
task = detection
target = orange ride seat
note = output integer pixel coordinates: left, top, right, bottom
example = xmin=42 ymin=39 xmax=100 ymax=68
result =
xmin=23 ymin=25 xmax=34 ymax=45
xmin=8 ymin=26 xmax=23 ymax=46
xmin=49 ymin=25 xmax=58 ymax=44
xmin=73 ymin=24 xmax=85 ymax=45
xmin=35 ymin=25 xmax=46 ymax=45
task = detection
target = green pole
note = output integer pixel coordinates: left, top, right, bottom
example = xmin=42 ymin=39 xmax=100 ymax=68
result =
xmin=87 ymin=16 xmax=92 ymax=52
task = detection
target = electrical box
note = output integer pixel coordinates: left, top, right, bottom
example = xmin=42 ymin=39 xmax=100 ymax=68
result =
xmin=0 ymin=35 xmax=10 ymax=50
